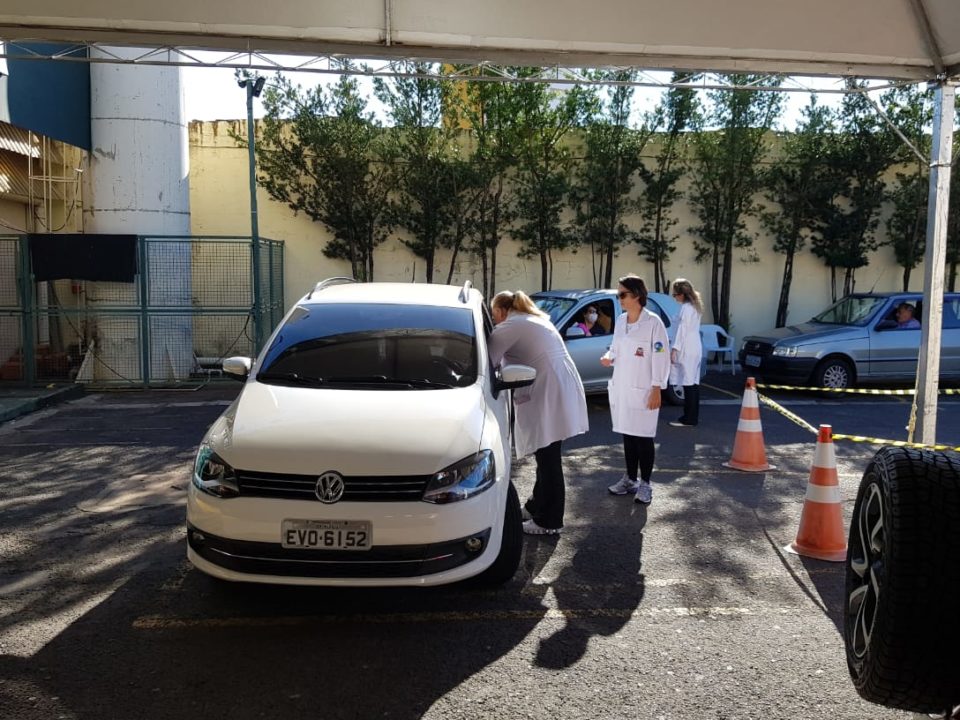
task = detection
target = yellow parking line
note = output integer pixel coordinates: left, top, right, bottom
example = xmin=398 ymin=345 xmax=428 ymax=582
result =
xmin=133 ymin=604 xmax=805 ymax=629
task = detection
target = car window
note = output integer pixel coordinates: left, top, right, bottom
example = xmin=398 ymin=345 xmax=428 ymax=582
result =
xmin=646 ymin=298 xmax=671 ymax=328
xmin=812 ymin=296 xmax=886 ymax=326
xmin=533 ymin=296 xmax=577 ymax=326
xmin=258 ymin=304 xmax=477 ymax=389
xmin=561 ymin=299 xmax=615 ymax=339
xmin=944 ymin=298 xmax=960 ymax=329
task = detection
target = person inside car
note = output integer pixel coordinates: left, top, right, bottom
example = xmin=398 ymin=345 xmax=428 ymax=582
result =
xmin=896 ymin=302 xmax=921 ymax=329
xmin=576 ymin=305 xmax=606 ymax=336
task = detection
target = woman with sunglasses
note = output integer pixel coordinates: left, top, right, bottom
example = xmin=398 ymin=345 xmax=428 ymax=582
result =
xmin=490 ymin=290 xmax=589 ymax=535
xmin=601 ymin=274 xmax=671 ymax=504
xmin=668 ymin=278 xmax=703 ymax=428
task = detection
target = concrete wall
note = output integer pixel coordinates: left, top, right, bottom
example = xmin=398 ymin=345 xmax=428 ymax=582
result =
xmin=188 ymin=119 xmax=917 ymax=343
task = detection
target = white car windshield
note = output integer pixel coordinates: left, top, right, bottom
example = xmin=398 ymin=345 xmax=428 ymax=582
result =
xmin=258 ymin=304 xmax=478 ymax=389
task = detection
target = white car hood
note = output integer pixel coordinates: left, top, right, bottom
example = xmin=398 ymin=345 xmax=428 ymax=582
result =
xmin=212 ymin=382 xmax=486 ymax=476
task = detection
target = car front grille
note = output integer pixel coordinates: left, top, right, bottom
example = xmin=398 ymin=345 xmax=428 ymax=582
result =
xmin=742 ymin=340 xmax=773 ymax=355
xmin=235 ymin=470 xmax=432 ymax=502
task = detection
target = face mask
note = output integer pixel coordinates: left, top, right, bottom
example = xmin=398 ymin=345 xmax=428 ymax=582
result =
xmin=586 ymin=312 xmax=598 ymax=323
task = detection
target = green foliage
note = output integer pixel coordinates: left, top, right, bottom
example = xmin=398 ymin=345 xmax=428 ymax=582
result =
xmin=449 ymin=68 xmax=526 ymax=296
xmin=509 ymin=74 xmax=595 ymax=290
xmin=760 ymin=96 xmax=842 ymax=326
xmin=373 ymin=63 xmax=470 ymax=283
xmin=568 ymin=72 xmax=650 ymax=288
xmin=688 ymin=74 xmax=784 ymax=329
xmin=636 ymin=76 xmax=698 ymax=292
xmin=812 ymin=81 xmax=899 ymax=299
xmin=881 ymin=85 xmax=934 ymax=291
xmin=247 ymin=72 xmax=393 ymax=281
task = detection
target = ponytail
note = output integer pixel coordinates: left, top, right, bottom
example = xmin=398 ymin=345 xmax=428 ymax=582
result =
xmin=492 ymin=290 xmax=548 ymax=318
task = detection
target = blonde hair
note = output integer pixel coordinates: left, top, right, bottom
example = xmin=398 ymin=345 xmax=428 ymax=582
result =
xmin=671 ymin=278 xmax=703 ymax=315
xmin=492 ymin=290 xmax=547 ymax=318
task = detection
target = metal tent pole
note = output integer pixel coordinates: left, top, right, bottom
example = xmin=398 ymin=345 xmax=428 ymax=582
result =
xmin=911 ymin=79 xmax=956 ymax=446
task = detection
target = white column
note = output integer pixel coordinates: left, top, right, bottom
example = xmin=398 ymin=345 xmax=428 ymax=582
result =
xmin=83 ymin=48 xmax=192 ymax=383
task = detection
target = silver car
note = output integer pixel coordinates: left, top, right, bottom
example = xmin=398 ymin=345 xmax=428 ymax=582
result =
xmin=738 ymin=292 xmax=960 ymax=388
xmin=531 ymin=288 xmax=702 ymax=405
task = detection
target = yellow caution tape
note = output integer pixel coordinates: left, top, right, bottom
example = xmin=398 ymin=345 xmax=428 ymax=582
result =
xmin=756 ymin=383 xmax=960 ymax=396
xmin=754 ymin=390 xmax=960 ymax=453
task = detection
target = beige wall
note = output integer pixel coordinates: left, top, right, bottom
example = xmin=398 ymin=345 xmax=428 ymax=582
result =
xmin=189 ymin=120 xmax=919 ymax=343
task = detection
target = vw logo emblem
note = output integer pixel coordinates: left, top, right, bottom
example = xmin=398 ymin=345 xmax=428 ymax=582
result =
xmin=315 ymin=471 xmax=345 ymax=504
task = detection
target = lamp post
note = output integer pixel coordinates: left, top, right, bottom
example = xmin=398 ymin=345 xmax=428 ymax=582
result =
xmin=239 ymin=74 xmax=266 ymax=351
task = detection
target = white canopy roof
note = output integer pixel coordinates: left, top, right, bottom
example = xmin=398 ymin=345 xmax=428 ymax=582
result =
xmin=0 ymin=0 xmax=958 ymax=81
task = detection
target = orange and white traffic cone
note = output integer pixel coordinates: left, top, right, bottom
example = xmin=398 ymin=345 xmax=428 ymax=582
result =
xmin=723 ymin=377 xmax=774 ymax=472
xmin=785 ymin=424 xmax=847 ymax=562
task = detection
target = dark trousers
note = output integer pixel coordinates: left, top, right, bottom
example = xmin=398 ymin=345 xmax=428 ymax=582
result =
xmin=623 ymin=434 xmax=655 ymax=482
xmin=525 ymin=440 xmax=565 ymax=529
xmin=680 ymin=384 xmax=700 ymax=426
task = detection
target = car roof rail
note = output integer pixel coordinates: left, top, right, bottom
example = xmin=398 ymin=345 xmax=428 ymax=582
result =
xmin=307 ymin=277 xmax=356 ymax=300
xmin=459 ymin=280 xmax=473 ymax=304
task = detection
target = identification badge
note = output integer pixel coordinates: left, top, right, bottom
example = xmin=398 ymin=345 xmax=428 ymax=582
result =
xmin=635 ymin=347 xmax=644 ymax=357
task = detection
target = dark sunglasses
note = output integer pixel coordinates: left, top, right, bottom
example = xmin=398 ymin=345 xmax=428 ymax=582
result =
xmin=618 ymin=291 xmax=634 ymax=300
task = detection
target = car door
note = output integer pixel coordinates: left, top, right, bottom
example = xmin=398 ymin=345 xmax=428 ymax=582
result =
xmin=560 ymin=297 xmax=617 ymax=393
xmin=869 ymin=296 xmax=921 ymax=380
xmin=941 ymin=296 xmax=960 ymax=378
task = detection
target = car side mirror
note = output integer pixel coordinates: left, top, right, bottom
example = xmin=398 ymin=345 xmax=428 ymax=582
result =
xmin=222 ymin=356 xmax=253 ymax=380
xmin=494 ymin=364 xmax=537 ymax=394
xmin=565 ymin=326 xmax=587 ymax=339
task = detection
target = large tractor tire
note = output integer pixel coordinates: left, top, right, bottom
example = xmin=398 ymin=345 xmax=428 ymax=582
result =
xmin=844 ymin=446 xmax=960 ymax=714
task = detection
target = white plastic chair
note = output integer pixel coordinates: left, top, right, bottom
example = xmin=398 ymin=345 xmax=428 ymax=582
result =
xmin=700 ymin=324 xmax=736 ymax=374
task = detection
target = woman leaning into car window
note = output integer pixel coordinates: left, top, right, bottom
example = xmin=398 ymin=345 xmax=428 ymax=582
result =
xmin=490 ymin=290 xmax=589 ymax=536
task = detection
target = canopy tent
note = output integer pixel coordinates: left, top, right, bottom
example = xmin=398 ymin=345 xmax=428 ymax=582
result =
xmin=0 ymin=0 xmax=957 ymax=443
xmin=0 ymin=0 xmax=958 ymax=81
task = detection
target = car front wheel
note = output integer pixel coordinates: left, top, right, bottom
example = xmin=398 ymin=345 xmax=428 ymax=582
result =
xmin=470 ymin=481 xmax=523 ymax=587
xmin=844 ymin=447 xmax=960 ymax=713
xmin=814 ymin=357 xmax=853 ymax=389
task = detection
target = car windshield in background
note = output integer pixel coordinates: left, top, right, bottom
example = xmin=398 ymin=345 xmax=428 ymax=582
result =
xmin=812 ymin=296 xmax=886 ymax=326
xmin=534 ymin=296 xmax=577 ymax=325
xmin=258 ymin=304 xmax=477 ymax=389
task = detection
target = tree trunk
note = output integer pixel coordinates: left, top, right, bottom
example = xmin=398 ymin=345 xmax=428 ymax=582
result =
xmin=903 ymin=266 xmax=911 ymax=292
xmin=776 ymin=250 xmax=795 ymax=328
xmin=830 ymin=266 xmax=837 ymax=303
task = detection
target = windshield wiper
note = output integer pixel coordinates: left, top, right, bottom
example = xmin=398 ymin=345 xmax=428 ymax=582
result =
xmin=257 ymin=371 xmax=325 ymax=386
xmin=391 ymin=378 xmax=456 ymax=389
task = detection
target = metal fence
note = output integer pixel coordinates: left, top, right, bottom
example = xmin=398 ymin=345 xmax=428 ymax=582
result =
xmin=0 ymin=235 xmax=283 ymax=387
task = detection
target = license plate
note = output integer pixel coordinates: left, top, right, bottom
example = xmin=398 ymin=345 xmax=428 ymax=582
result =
xmin=281 ymin=519 xmax=372 ymax=550
xmin=745 ymin=354 xmax=761 ymax=367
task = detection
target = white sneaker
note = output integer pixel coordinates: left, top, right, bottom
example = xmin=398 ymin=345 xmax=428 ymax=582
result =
xmin=634 ymin=480 xmax=653 ymax=504
xmin=608 ymin=475 xmax=640 ymax=495
xmin=522 ymin=519 xmax=561 ymax=535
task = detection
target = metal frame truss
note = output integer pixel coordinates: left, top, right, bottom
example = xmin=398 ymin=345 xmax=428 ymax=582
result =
xmin=0 ymin=39 xmax=916 ymax=95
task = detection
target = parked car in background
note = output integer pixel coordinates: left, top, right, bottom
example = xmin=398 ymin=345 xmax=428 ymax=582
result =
xmin=739 ymin=292 xmax=960 ymax=389
xmin=187 ymin=279 xmax=536 ymax=587
xmin=531 ymin=288 xmax=705 ymax=405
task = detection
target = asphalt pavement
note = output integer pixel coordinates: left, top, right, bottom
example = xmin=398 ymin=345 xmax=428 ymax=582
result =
xmin=1 ymin=369 xmax=953 ymax=720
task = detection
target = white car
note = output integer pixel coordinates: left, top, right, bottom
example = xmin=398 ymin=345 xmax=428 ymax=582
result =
xmin=186 ymin=279 xmax=536 ymax=587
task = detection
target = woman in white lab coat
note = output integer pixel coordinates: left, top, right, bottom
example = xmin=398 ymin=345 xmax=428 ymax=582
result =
xmin=490 ymin=290 xmax=589 ymax=535
xmin=602 ymin=274 xmax=671 ymax=504
xmin=668 ymin=278 xmax=703 ymax=428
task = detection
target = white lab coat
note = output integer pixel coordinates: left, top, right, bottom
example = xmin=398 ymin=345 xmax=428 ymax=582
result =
xmin=490 ymin=311 xmax=589 ymax=458
xmin=606 ymin=309 xmax=671 ymax=437
xmin=669 ymin=302 xmax=703 ymax=386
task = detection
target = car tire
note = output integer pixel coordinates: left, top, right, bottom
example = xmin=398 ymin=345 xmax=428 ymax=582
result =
xmin=471 ymin=481 xmax=523 ymax=587
xmin=665 ymin=384 xmax=685 ymax=406
xmin=814 ymin=357 xmax=853 ymax=389
xmin=844 ymin=447 xmax=960 ymax=713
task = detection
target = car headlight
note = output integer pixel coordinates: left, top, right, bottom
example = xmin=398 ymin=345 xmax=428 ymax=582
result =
xmin=422 ymin=450 xmax=496 ymax=504
xmin=772 ymin=345 xmax=798 ymax=358
xmin=193 ymin=444 xmax=240 ymax=498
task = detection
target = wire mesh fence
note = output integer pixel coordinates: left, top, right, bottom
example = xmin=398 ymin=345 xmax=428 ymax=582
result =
xmin=0 ymin=235 xmax=283 ymax=387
